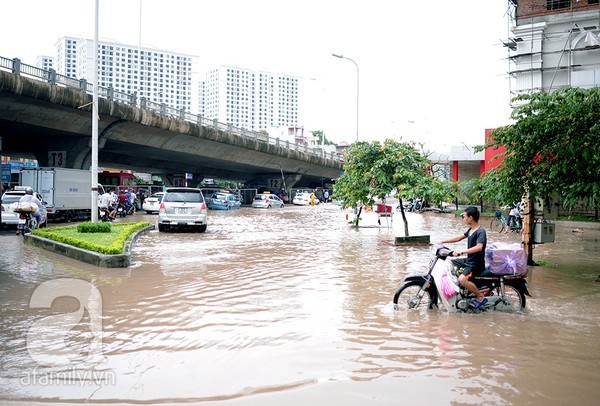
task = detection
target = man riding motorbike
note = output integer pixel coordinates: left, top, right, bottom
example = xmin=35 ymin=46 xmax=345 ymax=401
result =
xmin=438 ymin=206 xmax=488 ymax=309
xmin=17 ymin=188 xmax=43 ymax=235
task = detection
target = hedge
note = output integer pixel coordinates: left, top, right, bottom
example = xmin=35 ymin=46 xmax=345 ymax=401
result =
xmin=32 ymin=222 xmax=150 ymax=255
xmin=77 ymin=221 xmax=112 ymax=233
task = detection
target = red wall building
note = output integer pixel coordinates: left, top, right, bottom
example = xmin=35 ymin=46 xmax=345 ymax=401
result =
xmin=483 ymin=128 xmax=507 ymax=173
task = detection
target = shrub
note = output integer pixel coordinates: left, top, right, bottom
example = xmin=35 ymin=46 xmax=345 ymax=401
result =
xmin=33 ymin=222 xmax=150 ymax=255
xmin=77 ymin=221 xmax=112 ymax=233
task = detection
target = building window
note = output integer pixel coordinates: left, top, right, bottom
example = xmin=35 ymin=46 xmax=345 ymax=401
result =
xmin=547 ymin=0 xmax=570 ymax=10
xmin=589 ymin=0 xmax=599 ymax=4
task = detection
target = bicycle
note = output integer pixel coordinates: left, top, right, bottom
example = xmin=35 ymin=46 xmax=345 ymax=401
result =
xmin=490 ymin=210 xmax=523 ymax=233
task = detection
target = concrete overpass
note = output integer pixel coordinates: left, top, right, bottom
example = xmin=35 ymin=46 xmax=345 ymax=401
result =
xmin=0 ymin=58 xmax=343 ymax=188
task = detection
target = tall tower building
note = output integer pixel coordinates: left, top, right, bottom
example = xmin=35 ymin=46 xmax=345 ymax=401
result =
xmin=199 ymin=66 xmax=301 ymax=131
xmin=54 ymin=36 xmax=196 ymax=113
xmin=55 ymin=36 xmax=79 ymax=78
xmin=35 ymin=55 xmax=54 ymax=71
xmin=505 ymin=0 xmax=600 ymax=97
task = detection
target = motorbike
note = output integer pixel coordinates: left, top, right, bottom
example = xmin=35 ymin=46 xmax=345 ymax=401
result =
xmin=402 ymin=200 xmax=415 ymax=212
xmin=397 ymin=198 xmax=423 ymax=213
xmin=127 ymin=202 xmax=135 ymax=216
xmin=15 ymin=211 xmax=38 ymax=236
xmin=117 ymin=203 xmax=126 ymax=218
xmin=117 ymin=201 xmax=135 ymax=217
xmin=393 ymin=246 xmax=530 ymax=312
xmin=98 ymin=206 xmax=111 ymax=222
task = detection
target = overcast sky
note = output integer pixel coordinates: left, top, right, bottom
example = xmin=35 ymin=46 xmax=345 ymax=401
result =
xmin=1 ymin=0 xmax=514 ymax=150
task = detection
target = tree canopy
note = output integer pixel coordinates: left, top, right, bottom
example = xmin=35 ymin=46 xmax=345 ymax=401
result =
xmin=311 ymin=130 xmax=336 ymax=146
xmin=479 ymin=87 xmax=600 ymax=206
xmin=333 ymin=139 xmax=450 ymax=234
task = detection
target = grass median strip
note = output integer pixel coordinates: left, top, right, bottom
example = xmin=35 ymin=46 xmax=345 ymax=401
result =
xmin=31 ymin=222 xmax=150 ymax=255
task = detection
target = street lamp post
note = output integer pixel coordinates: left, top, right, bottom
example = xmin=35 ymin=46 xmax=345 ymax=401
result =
xmin=91 ymin=0 xmax=99 ymax=223
xmin=332 ymin=53 xmax=359 ymax=143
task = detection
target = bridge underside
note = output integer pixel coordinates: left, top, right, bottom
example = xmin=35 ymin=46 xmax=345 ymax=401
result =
xmin=0 ymin=71 xmax=342 ymax=187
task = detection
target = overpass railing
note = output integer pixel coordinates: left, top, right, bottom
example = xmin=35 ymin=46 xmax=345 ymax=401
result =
xmin=0 ymin=56 xmax=344 ymax=162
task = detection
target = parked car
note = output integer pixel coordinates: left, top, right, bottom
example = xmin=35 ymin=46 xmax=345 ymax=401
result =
xmin=251 ymin=193 xmax=284 ymax=209
xmin=158 ymin=188 xmax=207 ymax=232
xmin=293 ymin=192 xmax=320 ymax=206
xmin=207 ymin=192 xmax=241 ymax=210
xmin=142 ymin=192 xmax=164 ymax=214
xmin=1 ymin=188 xmax=48 ymax=228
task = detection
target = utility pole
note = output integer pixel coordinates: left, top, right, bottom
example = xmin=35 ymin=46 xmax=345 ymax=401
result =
xmin=91 ymin=0 xmax=99 ymax=223
xmin=0 ymin=136 xmax=3 ymax=227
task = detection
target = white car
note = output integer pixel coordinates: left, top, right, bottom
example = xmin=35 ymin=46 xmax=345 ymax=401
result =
xmin=251 ymin=193 xmax=284 ymax=209
xmin=158 ymin=188 xmax=207 ymax=232
xmin=292 ymin=192 xmax=319 ymax=206
xmin=1 ymin=189 xmax=48 ymax=228
xmin=142 ymin=192 xmax=164 ymax=214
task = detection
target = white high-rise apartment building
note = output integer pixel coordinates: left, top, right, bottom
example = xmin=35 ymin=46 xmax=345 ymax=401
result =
xmin=199 ymin=66 xmax=301 ymax=131
xmin=35 ymin=55 xmax=54 ymax=71
xmin=55 ymin=36 xmax=79 ymax=78
xmin=54 ymin=36 xmax=196 ymax=113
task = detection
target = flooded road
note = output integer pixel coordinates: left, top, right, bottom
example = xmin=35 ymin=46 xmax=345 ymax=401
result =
xmin=0 ymin=205 xmax=599 ymax=405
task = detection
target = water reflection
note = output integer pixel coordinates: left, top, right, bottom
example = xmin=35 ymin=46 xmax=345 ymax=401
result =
xmin=0 ymin=207 xmax=598 ymax=404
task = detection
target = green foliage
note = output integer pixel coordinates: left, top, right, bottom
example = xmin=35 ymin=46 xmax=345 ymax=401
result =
xmin=477 ymin=87 xmax=600 ymax=207
xmin=534 ymin=259 xmax=559 ymax=268
xmin=216 ymin=180 xmax=241 ymax=190
xmin=311 ymin=130 xmax=335 ymax=146
xmin=33 ymin=222 xmax=150 ymax=255
xmin=77 ymin=221 xmax=112 ymax=233
xmin=333 ymin=139 xmax=451 ymax=233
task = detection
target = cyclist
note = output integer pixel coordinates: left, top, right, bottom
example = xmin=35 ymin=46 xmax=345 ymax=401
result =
xmin=505 ymin=203 xmax=522 ymax=233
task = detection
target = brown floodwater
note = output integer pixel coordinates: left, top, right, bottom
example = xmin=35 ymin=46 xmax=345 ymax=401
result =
xmin=0 ymin=205 xmax=598 ymax=405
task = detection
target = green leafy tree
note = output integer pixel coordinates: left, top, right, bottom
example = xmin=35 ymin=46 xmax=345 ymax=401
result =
xmin=333 ymin=139 xmax=450 ymax=235
xmin=457 ymin=178 xmax=487 ymax=211
xmin=478 ymin=87 xmax=600 ymax=264
xmin=311 ymin=130 xmax=336 ymax=146
xmin=478 ymin=87 xmax=600 ymax=206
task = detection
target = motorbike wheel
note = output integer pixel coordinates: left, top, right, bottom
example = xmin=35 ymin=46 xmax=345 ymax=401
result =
xmin=490 ymin=218 xmax=504 ymax=233
xmin=393 ymin=282 xmax=437 ymax=310
xmin=496 ymin=283 xmax=526 ymax=311
xmin=26 ymin=217 xmax=38 ymax=233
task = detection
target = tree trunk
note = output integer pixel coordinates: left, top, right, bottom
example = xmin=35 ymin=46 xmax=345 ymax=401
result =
xmin=399 ymin=203 xmax=410 ymax=237
xmin=522 ymin=195 xmax=536 ymax=266
xmin=353 ymin=206 xmax=363 ymax=228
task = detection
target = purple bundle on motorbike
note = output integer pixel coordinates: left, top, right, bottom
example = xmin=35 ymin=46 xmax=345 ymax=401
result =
xmin=485 ymin=242 xmax=527 ymax=276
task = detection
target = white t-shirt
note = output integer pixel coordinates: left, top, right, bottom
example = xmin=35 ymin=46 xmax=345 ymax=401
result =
xmin=99 ymin=192 xmax=111 ymax=208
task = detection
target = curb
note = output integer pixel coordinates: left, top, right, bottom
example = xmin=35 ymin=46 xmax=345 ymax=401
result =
xmin=24 ymin=224 xmax=155 ymax=268
xmin=551 ymin=220 xmax=600 ymax=231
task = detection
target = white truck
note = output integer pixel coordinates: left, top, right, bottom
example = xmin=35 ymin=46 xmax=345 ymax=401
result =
xmin=20 ymin=168 xmax=103 ymax=222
